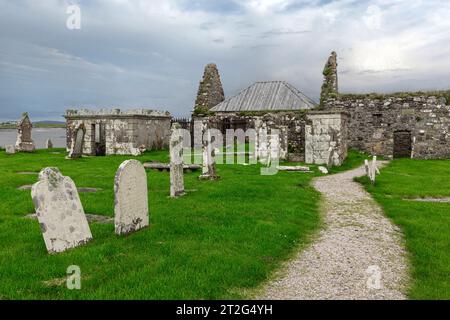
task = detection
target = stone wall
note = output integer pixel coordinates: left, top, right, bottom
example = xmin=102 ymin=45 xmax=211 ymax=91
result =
xmin=65 ymin=109 xmax=171 ymax=156
xmin=325 ymin=95 xmax=450 ymax=159
xmin=199 ymin=112 xmax=307 ymax=161
xmin=305 ymin=111 xmax=348 ymax=166
xmin=194 ymin=63 xmax=225 ymax=113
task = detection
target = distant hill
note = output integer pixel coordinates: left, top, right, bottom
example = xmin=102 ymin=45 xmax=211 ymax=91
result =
xmin=0 ymin=120 xmax=66 ymax=129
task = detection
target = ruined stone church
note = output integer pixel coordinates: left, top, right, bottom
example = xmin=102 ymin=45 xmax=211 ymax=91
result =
xmin=192 ymin=52 xmax=450 ymax=164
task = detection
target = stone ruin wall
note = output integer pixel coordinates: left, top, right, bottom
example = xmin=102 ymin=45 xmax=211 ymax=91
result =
xmin=196 ymin=112 xmax=306 ymax=162
xmin=66 ymin=109 xmax=171 ymax=156
xmin=305 ymin=111 xmax=348 ymax=166
xmin=325 ymin=95 xmax=450 ymax=159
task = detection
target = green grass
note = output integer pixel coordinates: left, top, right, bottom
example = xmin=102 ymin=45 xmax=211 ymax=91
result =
xmin=0 ymin=148 xmax=348 ymax=300
xmin=356 ymin=159 xmax=450 ymax=300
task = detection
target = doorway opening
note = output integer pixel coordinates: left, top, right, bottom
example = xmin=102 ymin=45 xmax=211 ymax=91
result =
xmin=393 ymin=130 xmax=412 ymax=158
xmin=92 ymin=123 xmax=106 ymax=156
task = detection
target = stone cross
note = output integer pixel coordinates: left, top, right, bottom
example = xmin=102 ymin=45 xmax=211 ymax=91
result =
xmin=365 ymin=156 xmax=380 ymax=184
xmin=114 ymin=160 xmax=149 ymax=235
xmin=31 ymin=167 xmax=93 ymax=254
xmin=170 ymin=123 xmax=185 ymax=197
xmin=5 ymin=145 xmax=15 ymax=154
xmin=199 ymin=121 xmax=219 ymax=180
xmin=46 ymin=139 xmax=53 ymax=149
xmin=15 ymin=112 xmax=35 ymax=152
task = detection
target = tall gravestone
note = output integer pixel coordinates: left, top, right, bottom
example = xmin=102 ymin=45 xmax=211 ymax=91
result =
xmin=68 ymin=124 xmax=85 ymax=159
xmin=31 ymin=167 xmax=92 ymax=254
xmin=199 ymin=121 xmax=219 ymax=180
xmin=114 ymin=160 xmax=149 ymax=235
xmin=170 ymin=123 xmax=185 ymax=197
xmin=15 ymin=112 xmax=35 ymax=152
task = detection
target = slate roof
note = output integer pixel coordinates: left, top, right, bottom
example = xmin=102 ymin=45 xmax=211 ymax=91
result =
xmin=210 ymin=81 xmax=317 ymax=112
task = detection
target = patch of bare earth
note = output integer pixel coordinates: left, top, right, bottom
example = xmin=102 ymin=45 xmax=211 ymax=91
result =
xmin=261 ymin=163 xmax=409 ymax=300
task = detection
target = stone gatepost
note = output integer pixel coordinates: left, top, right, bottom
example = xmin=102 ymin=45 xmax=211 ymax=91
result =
xmin=31 ymin=168 xmax=93 ymax=254
xmin=15 ymin=112 xmax=35 ymax=152
xmin=305 ymin=110 xmax=349 ymax=166
xmin=170 ymin=123 xmax=185 ymax=197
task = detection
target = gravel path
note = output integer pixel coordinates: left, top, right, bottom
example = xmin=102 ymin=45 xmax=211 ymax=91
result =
xmin=262 ymin=163 xmax=409 ymax=300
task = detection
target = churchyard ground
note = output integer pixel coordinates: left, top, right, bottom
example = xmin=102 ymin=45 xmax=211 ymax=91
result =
xmin=0 ymin=148 xmax=448 ymax=299
xmin=357 ymin=159 xmax=450 ymax=300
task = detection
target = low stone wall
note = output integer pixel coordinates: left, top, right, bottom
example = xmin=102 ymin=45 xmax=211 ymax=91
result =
xmin=325 ymin=95 xmax=450 ymax=159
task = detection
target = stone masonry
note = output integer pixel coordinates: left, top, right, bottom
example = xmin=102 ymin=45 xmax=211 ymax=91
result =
xmin=305 ymin=110 xmax=349 ymax=166
xmin=65 ymin=109 xmax=171 ymax=156
xmin=325 ymin=95 xmax=450 ymax=159
xmin=320 ymin=51 xmax=338 ymax=107
xmin=194 ymin=63 xmax=225 ymax=113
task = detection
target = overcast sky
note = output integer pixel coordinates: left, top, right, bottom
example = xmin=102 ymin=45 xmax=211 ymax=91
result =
xmin=0 ymin=0 xmax=449 ymax=121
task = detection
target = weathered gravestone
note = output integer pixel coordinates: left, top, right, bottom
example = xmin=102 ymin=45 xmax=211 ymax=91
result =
xmin=170 ymin=123 xmax=185 ymax=197
xmin=31 ymin=167 xmax=92 ymax=254
xmin=46 ymin=139 xmax=53 ymax=149
xmin=114 ymin=160 xmax=149 ymax=235
xmin=15 ymin=112 xmax=35 ymax=152
xmin=5 ymin=145 xmax=15 ymax=154
xmin=199 ymin=122 xmax=219 ymax=180
xmin=68 ymin=124 xmax=85 ymax=159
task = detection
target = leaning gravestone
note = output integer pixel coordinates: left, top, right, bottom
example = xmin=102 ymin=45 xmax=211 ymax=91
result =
xmin=114 ymin=160 xmax=149 ymax=235
xmin=31 ymin=167 xmax=92 ymax=254
xmin=5 ymin=145 xmax=15 ymax=154
xmin=170 ymin=123 xmax=185 ymax=197
xmin=15 ymin=112 xmax=35 ymax=152
xmin=68 ymin=125 xmax=85 ymax=159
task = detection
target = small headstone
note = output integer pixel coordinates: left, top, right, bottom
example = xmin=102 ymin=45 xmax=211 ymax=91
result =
xmin=46 ymin=139 xmax=53 ymax=149
xmin=15 ymin=112 xmax=35 ymax=152
xmin=31 ymin=168 xmax=92 ymax=254
xmin=199 ymin=122 xmax=219 ymax=180
xmin=318 ymin=166 xmax=329 ymax=174
xmin=5 ymin=145 xmax=15 ymax=154
xmin=170 ymin=123 xmax=185 ymax=197
xmin=365 ymin=156 xmax=380 ymax=184
xmin=114 ymin=160 xmax=149 ymax=235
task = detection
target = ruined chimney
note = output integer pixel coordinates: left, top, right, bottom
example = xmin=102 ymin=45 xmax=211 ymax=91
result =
xmin=194 ymin=63 xmax=225 ymax=114
xmin=320 ymin=51 xmax=338 ymax=107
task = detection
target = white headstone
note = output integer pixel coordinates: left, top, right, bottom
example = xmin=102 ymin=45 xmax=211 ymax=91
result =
xmin=46 ymin=139 xmax=53 ymax=149
xmin=199 ymin=122 xmax=219 ymax=180
xmin=170 ymin=123 xmax=185 ymax=197
xmin=31 ymin=168 xmax=92 ymax=254
xmin=5 ymin=145 xmax=15 ymax=154
xmin=318 ymin=166 xmax=329 ymax=174
xmin=114 ymin=160 xmax=149 ymax=235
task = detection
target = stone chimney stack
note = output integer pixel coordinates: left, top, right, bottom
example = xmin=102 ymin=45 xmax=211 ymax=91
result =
xmin=194 ymin=63 xmax=225 ymax=114
xmin=320 ymin=51 xmax=339 ymax=107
